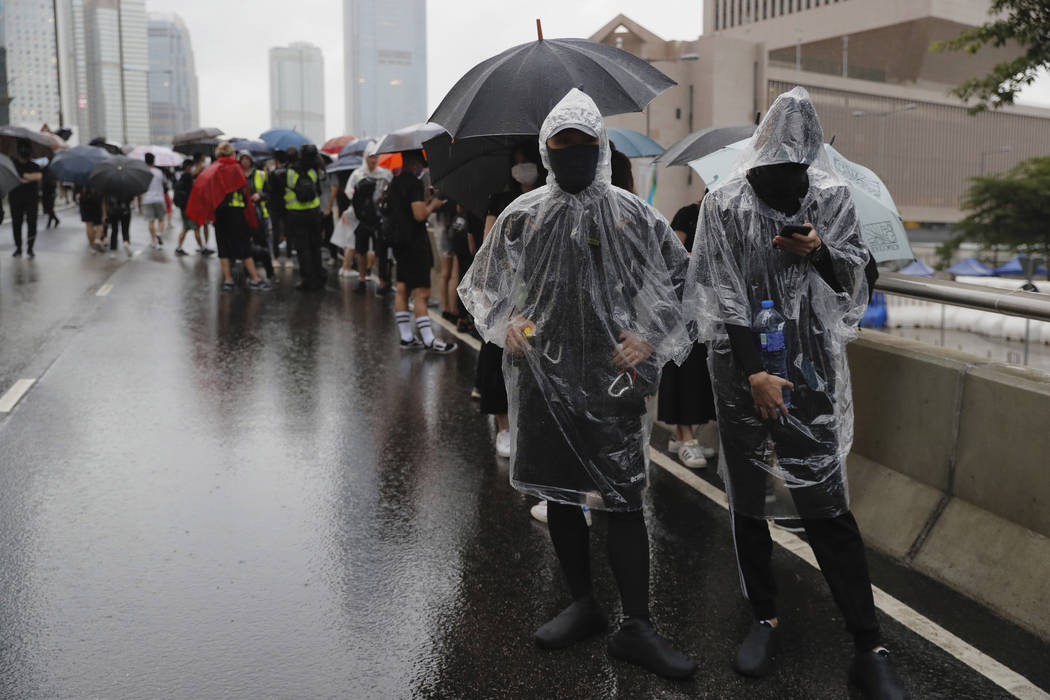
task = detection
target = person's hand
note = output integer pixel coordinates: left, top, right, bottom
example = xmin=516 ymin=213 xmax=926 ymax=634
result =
xmin=252 ymin=193 xmax=261 ymax=202
xmin=773 ymin=222 xmax=822 ymax=256
xmin=749 ymin=371 xmax=794 ymax=419
xmin=612 ymin=331 xmax=654 ymax=370
xmin=505 ymin=315 xmax=536 ymax=354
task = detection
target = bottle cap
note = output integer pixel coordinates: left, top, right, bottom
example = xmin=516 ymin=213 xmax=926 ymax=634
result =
xmin=761 ymin=300 xmax=774 ymax=309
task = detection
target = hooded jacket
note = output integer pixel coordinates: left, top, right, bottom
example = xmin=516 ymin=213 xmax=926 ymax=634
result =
xmin=459 ymin=89 xmax=691 ymax=511
xmin=684 ymin=86 xmax=869 ymax=520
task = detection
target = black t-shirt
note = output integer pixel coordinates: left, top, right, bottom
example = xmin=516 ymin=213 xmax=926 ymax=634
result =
xmin=486 ymin=190 xmax=521 ymax=219
xmin=670 ymin=203 xmax=700 ymax=253
xmin=11 ymin=160 xmax=42 ymax=203
xmin=387 ymin=171 xmax=426 ymax=243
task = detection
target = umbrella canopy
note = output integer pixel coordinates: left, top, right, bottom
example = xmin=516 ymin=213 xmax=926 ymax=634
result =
xmin=430 ymin=37 xmax=676 ymax=138
xmin=186 ymin=157 xmax=257 ymax=227
xmin=173 ymin=138 xmax=220 ymax=157
xmin=656 ymin=125 xmax=756 ymax=166
xmin=127 ymin=145 xmax=181 ymax=167
xmin=0 ymin=154 xmax=22 ymax=196
xmin=0 ymin=126 xmax=54 ymax=159
xmin=423 ymin=132 xmax=525 ymax=219
xmin=87 ymin=156 xmax=153 ymax=199
xmin=259 ymin=129 xmax=312 ymax=150
xmin=374 ymin=123 xmax=445 ymax=155
xmin=321 ymin=135 xmax=355 ymax=154
xmin=897 ymin=259 xmax=935 ymax=277
xmin=49 ymin=145 xmax=111 ymax=185
xmin=88 ymin=137 xmax=124 ymax=155
xmin=173 ymin=127 xmax=223 ymax=145
xmin=338 ymin=138 xmax=374 ymax=158
xmin=688 ymin=139 xmax=913 ymax=262
xmin=947 ymin=257 xmax=994 ymax=276
xmin=326 ymin=154 xmax=363 ymax=174
xmin=231 ymin=139 xmax=275 ymax=162
xmin=606 ymin=127 xmax=664 ymax=158
xmin=40 ymin=131 xmax=69 ymax=151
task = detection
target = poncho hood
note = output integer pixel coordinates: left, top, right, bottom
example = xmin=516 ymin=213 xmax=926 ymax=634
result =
xmin=538 ymin=88 xmax=611 ymax=198
xmin=745 ymin=86 xmax=825 ymax=170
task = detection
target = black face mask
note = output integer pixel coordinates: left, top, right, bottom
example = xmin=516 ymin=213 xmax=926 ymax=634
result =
xmin=746 ymin=162 xmax=810 ymax=216
xmin=547 ymin=143 xmax=600 ymax=194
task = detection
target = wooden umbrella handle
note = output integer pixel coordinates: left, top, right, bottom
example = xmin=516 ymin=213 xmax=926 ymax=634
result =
xmin=536 ymin=18 xmax=543 ymax=40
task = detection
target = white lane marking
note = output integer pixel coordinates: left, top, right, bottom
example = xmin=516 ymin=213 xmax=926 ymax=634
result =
xmin=96 ymin=283 xmax=113 ymax=297
xmin=430 ymin=310 xmax=482 ymax=352
xmin=647 ymin=449 xmax=1049 ymax=700
xmin=0 ymin=379 xmax=35 ymax=413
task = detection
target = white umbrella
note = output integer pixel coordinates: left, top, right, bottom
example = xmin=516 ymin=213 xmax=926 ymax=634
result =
xmin=127 ymin=145 xmax=182 ymax=168
xmin=687 ymin=139 xmax=913 ymax=262
xmin=373 ymin=123 xmax=446 ymax=155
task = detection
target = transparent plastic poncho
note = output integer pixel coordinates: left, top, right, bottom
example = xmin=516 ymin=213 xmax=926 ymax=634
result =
xmin=459 ymin=89 xmax=692 ymax=511
xmin=684 ymin=86 xmax=870 ymax=520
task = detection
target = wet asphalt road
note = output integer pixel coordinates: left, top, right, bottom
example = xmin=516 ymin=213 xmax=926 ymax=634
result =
xmin=1 ymin=212 xmax=1048 ymax=699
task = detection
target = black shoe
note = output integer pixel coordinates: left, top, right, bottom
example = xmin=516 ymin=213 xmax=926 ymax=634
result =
xmin=735 ymin=620 xmax=779 ymax=677
xmin=174 ymin=247 xmax=188 ymax=256
xmin=354 ymin=281 xmax=367 ymax=295
xmin=12 ymin=249 xmax=21 ymax=258
xmin=221 ymin=281 xmax=235 ymax=291
xmin=375 ymin=285 xmax=394 ymax=297
xmin=534 ymin=597 xmax=607 ymax=650
xmin=607 ymin=617 xmax=696 ymax=679
xmin=400 ymin=338 xmax=424 ymax=351
xmin=26 ymin=249 xmax=35 ymax=259
xmin=424 ymin=339 xmax=457 ymax=354
xmin=851 ymin=649 xmax=906 ymax=700
xmin=442 ymin=310 xmax=458 ymax=323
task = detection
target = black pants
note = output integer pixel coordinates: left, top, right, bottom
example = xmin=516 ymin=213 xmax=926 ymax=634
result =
xmin=375 ymin=234 xmax=393 ymax=286
xmin=109 ymin=212 xmax=131 ymax=250
xmin=285 ymin=209 xmax=325 ymax=288
xmin=732 ymin=509 xmax=881 ymax=651
xmin=546 ymin=502 xmax=650 ymax=619
xmin=11 ymin=198 xmax=38 ymax=252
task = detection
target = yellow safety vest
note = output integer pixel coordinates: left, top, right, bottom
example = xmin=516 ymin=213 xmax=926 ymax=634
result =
xmin=227 ymin=190 xmax=245 ymax=208
xmin=250 ymin=169 xmax=268 ymax=219
xmin=285 ymin=168 xmax=320 ymax=211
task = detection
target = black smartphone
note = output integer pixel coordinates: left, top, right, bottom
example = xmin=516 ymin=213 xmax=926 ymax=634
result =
xmin=780 ymin=224 xmax=812 ymax=238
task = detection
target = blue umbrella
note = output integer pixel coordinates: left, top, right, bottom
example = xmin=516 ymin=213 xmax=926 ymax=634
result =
xmin=338 ymin=138 xmax=374 ymax=159
xmin=232 ymin=139 xmax=275 ymax=162
xmin=897 ymin=259 xmax=934 ymax=277
xmin=947 ymin=257 xmax=994 ymax=277
xmin=259 ymin=129 xmax=312 ymax=150
xmin=327 ymin=154 xmax=363 ymax=174
xmin=606 ymin=127 xmax=664 ymax=158
xmin=49 ymin=145 xmax=111 ymax=185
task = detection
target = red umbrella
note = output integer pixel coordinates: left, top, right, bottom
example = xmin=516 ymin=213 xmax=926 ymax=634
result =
xmin=321 ymin=135 xmax=355 ymax=155
xmin=186 ymin=157 xmax=257 ymax=228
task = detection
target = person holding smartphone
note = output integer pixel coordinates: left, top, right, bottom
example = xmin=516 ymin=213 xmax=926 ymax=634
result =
xmin=685 ymin=87 xmax=905 ymax=699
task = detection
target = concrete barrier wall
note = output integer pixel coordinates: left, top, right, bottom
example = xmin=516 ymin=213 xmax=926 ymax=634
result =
xmin=846 ymin=331 xmax=1050 ymax=641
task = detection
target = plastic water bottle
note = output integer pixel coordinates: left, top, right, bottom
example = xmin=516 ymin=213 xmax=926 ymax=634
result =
xmin=753 ymin=300 xmax=791 ymax=408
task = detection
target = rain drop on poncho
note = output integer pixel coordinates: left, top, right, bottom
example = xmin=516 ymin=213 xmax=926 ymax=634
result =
xmin=684 ymin=86 xmax=870 ymax=520
xmin=459 ymin=89 xmax=692 ymax=511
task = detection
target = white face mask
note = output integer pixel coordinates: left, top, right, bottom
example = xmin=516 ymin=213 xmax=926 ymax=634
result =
xmin=511 ymin=162 xmax=539 ymax=186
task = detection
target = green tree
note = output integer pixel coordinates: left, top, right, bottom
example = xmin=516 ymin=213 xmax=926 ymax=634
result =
xmin=932 ymin=0 xmax=1050 ymax=113
xmin=938 ymin=156 xmax=1050 ymax=277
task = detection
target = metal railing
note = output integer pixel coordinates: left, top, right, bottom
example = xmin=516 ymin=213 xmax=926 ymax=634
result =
xmin=875 ymin=272 xmax=1050 ymax=365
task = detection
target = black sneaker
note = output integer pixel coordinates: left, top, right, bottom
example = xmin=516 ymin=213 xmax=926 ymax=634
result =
xmin=202 ymin=247 xmax=215 ymax=256
xmin=26 ymin=249 xmax=35 ymax=259
xmin=375 ymin=285 xmax=394 ymax=297
xmin=425 ymin=339 xmax=457 ymax=354
xmin=221 ymin=280 xmax=235 ymax=291
xmin=607 ymin=617 xmax=697 ymax=680
xmin=12 ymin=249 xmax=21 ymax=258
xmin=735 ymin=620 xmax=779 ymax=677
xmin=174 ymin=247 xmax=188 ymax=256
xmin=534 ymin=597 xmax=607 ymax=650
xmin=851 ymin=649 xmax=907 ymax=700
xmin=400 ymin=338 xmax=424 ymax=351
xmin=442 ymin=310 xmax=458 ymax=323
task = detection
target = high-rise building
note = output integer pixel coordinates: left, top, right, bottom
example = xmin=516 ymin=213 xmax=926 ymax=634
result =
xmin=343 ymin=0 xmax=427 ymax=138
xmin=269 ymin=42 xmax=325 ymax=144
xmin=2 ymin=0 xmax=65 ymax=129
xmin=68 ymin=0 xmax=150 ymax=145
xmin=147 ymin=13 xmax=199 ymax=145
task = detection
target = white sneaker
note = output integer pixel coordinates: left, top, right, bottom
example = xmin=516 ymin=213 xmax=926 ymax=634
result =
xmin=124 ymin=243 xmax=133 ymax=258
xmin=529 ymin=501 xmax=592 ymax=526
xmin=678 ymin=440 xmax=707 ymax=469
xmin=495 ymin=429 xmax=511 ymax=458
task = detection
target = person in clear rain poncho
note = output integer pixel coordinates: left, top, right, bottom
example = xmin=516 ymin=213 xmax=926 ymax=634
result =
xmin=459 ymin=88 xmax=696 ymax=680
xmin=685 ymin=87 xmax=905 ymax=699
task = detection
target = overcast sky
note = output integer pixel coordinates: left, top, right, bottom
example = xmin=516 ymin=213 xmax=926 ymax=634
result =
xmin=146 ymin=0 xmax=1050 ymax=140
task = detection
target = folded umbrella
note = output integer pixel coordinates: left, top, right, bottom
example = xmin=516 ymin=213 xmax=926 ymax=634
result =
xmin=186 ymin=156 xmax=258 ymax=228
xmin=0 ymin=154 xmax=22 ymax=196
xmin=0 ymin=126 xmax=54 ymax=159
xmin=606 ymin=127 xmax=664 ymax=158
xmin=373 ymin=123 xmax=445 ymax=155
xmin=423 ymin=133 xmax=525 ymax=219
xmin=127 ymin=145 xmax=181 ymax=167
xmin=656 ymin=124 xmax=756 ymax=166
xmin=87 ymin=156 xmax=153 ymax=199
xmin=430 ymin=34 xmax=675 ymax=138
xmin=338 ymin=138 xmax=374 ymax=158
xmin=49 ymin=145 xmax=111 ymax=185
xmin=259 ymin=129 xmax=312 ymax=150
xmin=689 ymin=139 xmax=913 ymax=262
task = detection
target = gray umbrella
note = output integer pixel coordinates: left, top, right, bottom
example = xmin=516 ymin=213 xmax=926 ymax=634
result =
xmin=0 ymin=154 xmax=22 ymax=196
xmin=374 ymin=123 xmax=446 ymax=155
xmin=0 ymin=126 xmax=54 ymax=159
xmin=173 ymin=127 xmax=224 ymax=145
xmin=49 ymin=145 xmax=111 ymax=185
xmin=87 ymin=156 xmax=153 ymax=199
xmin=655 ymin=125 xmax=756 ymax=166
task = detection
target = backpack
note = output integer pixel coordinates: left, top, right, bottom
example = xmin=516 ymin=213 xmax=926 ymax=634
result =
xmin=352 ymin=177 xmax=380 ymax=226
xmin=290 ymin=167 xmax=318 ymax=204
xmin=173 ymin=173 xmax=192 ymax=210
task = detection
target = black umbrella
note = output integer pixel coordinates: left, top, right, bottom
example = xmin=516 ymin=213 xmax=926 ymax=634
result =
xmin=173 ymin=127 xmax=224 ymax=145
xmin=88 ymin=137 xmax=124 ymax=155
xmin=0 ymin=126 xmax=54 ymax=159
xmin=49 ymin=145 xmax=111 ymax=185
xmin=423 ymin=133 xmax=527 ymax=219
xmin=173 ymin=138 xmax=221 ymax=157
xmin=87 ymin=156 xmax=153 ymax=199
xmin=429 ymin=33 xmax=675 ymax=138
xmin=655 ymin=125 xmax=756 ymax=166
xmin=0 ymin=154 xmax=22 ymax=196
